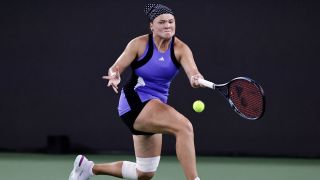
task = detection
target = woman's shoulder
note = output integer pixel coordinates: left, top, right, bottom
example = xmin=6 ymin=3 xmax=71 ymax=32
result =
xmin=126 ymin=34 xmax=149 ymax=55
xmin=129 ymin=34 xmax=149 ymax=46
xmin=173 ymin=36 xmax=191 ymax=52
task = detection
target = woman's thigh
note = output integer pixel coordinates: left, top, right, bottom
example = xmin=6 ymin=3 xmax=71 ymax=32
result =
xmin=133 ymin=134 xmax=162 ymax=157
xmin=134 ymin=99 xmax=192 ymax=135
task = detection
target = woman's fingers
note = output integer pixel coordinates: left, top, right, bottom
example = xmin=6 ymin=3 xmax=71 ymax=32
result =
xmin=103 ymin=67 xmax=121 ymax=93
xmin=112 ymin=84 xmax=118 ymax=93
xmin=190 ymin=74 xmax=204 ymax=88
xmin=102 ymin=75 xmax=113 ymax=80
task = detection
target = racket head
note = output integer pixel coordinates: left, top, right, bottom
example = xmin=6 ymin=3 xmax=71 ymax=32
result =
xmin=222 ymin=77 xmax=265 ymax=120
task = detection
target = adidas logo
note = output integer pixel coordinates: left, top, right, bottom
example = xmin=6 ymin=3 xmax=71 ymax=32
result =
xmin=158 ymin=57 xmax=165 ymax=61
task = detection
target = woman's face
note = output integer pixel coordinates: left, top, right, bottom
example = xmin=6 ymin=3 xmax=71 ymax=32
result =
xmin=150 ymin=14 xmax=176 ymax=39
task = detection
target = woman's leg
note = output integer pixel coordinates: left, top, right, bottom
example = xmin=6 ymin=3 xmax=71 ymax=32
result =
xmin=91 ymin=161 xmax=123 ymax=177
xmin=91 ymin=134 xmax=162 ymax=180
xmin=133 ymin=134 xmax=162 ymax=179
xmin=134 ymin=99 xmax=199 ymax=180
xmin=69 ymin=99 xmax=198 ymax=180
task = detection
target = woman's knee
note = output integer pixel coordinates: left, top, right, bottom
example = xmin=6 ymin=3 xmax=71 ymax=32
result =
xmin=136 ymin=156 xmax=160 ymax=179
xmin=137 ymin=171 xmax=155 ymax=180
xmin=177 ymin=117 xmax=194 ymax=137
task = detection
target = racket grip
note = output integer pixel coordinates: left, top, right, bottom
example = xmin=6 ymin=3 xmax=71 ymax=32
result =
xmin=198 ymin=79 xmax=215 ymax=89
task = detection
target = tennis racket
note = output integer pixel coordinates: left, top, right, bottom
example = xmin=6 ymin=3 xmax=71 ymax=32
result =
xmin=198 ymin=77 xmax=265 ymax=120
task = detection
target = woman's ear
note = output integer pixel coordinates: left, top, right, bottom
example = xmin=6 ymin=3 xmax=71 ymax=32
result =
xmin=150 ymin=22 xmax=153 ymax=32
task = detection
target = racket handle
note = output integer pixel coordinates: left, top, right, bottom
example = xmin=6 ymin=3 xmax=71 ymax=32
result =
xmin=198 ymin=79 xmax=215 ymax=89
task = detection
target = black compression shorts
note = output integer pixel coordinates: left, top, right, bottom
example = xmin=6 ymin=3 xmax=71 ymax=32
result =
xmin=120 ymin=100 xmax=154 ymax=135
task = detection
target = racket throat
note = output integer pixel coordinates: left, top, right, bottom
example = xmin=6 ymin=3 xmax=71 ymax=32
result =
xmin=217 ymin=86 xmax=229 ymax=97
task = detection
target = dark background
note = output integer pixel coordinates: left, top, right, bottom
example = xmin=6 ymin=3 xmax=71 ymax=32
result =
xmin=1 ymin=0 xmax=319 ymax=157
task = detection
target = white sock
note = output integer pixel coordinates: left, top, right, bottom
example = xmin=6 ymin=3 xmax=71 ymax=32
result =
xmin=195 ymin=177 xmax=200 ymax=180
xmin=89 ymin=161 xmax=95 ymax=176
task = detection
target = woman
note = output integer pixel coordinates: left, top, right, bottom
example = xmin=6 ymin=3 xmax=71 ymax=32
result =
xmin=69 ymin=4 xmax=204 ymax=180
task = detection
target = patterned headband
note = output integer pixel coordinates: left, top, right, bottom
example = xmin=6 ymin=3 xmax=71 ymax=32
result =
xmin=144 ymin=3 xmax=174 ymax=22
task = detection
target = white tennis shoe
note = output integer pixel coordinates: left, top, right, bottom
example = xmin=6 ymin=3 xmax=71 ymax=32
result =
xmin=69 ymin=155 xmax=94 ymax=180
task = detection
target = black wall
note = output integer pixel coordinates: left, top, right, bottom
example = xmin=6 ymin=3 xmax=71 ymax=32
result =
xmin=1 ymin=0 xmax=320 ymax=157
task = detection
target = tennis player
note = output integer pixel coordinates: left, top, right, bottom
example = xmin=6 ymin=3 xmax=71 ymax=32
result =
xmin=69 ymin=3 xmax=204 ymax=180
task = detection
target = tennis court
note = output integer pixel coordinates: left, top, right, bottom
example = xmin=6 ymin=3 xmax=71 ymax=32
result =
xmin=1 ymin=153 xmax=319 ymax=179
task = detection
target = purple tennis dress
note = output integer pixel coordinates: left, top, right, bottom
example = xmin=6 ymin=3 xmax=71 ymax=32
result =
xmin=118 ymin=34 xmax=180 ymax=116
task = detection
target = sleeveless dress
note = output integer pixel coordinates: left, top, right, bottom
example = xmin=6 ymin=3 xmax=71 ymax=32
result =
xmin=118 ymin=34 xmax=180 ymax=135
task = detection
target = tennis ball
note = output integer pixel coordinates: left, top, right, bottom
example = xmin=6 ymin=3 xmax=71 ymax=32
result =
xmin=193 ymin=100 xmax=205 ymax=113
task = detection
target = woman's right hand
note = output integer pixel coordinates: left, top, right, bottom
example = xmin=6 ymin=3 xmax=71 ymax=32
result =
xmin=102 ymin=66 xmax=121 ymax=93
xmin=190 ymin=73 xmax=204 ymax=88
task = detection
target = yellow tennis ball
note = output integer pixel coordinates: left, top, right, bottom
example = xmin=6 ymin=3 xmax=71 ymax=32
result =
xmin=193 ymin=100 xmax=205 ymax=113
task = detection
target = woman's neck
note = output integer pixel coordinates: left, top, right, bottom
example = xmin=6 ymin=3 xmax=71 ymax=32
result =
xmin=153 ymin=35 xmax=171 ymax=53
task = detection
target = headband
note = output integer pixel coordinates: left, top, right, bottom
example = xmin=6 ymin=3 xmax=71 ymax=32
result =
xmin=144 ymin=4 xmax=174 ymax=22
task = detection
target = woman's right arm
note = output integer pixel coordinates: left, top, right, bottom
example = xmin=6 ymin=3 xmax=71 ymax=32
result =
xmin=110 ymin=37 xmax=141 ymax=74
xmin=102 ymin=38 xmax=141 ymax=93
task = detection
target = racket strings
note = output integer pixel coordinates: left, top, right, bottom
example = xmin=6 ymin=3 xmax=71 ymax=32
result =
xmin=229 ymin=80 xmax=264 ymax=119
